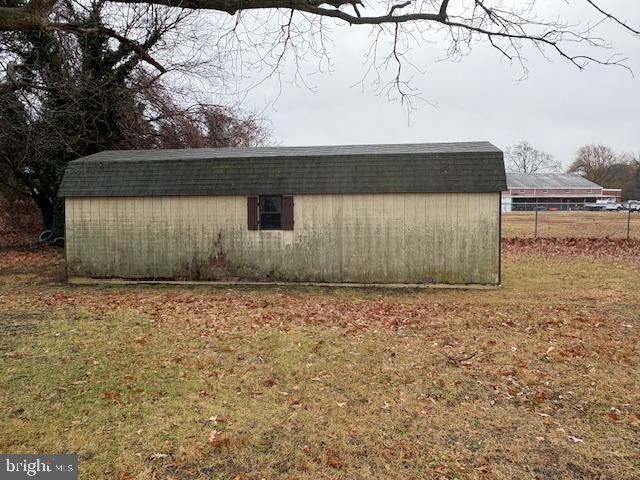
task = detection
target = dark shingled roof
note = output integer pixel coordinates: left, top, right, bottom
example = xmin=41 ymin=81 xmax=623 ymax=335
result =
xmin=58 ymin=142 xmax=506 ymax=197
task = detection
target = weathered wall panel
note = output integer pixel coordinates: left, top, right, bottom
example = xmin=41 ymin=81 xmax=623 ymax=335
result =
xmin=65 ymin=193 xmax=500 ymax=284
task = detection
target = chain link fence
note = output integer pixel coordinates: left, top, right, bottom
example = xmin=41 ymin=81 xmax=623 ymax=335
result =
xmin=501 ymin=201 xmax=640 ymax=239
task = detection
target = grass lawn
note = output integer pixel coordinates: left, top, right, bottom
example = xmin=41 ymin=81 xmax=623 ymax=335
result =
xmin=1 ymin=246 xmax=639 ymax=479
xmin=502 ymin=211 xmax=640 ymax=239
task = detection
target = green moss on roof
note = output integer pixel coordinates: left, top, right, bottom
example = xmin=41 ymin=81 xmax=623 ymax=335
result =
xmin=58 ymin=142 xmax=506 ymax=197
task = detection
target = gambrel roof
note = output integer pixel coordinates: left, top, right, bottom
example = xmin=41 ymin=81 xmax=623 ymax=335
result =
xmin=58 ymin=142 xmax=506 ymax=197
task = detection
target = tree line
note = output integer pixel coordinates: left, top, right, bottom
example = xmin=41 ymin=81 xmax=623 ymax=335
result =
xmin=0 ymin=0 xmax=270 ymax=234
xmin=505 ymin=141 xmax=640 ymax=201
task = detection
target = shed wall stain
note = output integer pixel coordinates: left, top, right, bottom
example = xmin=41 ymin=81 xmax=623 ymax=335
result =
xmin=65 ymin=193 xmax=500 ymax=284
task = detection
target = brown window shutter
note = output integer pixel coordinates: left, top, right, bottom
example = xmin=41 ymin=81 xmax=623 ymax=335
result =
xmin=247 ymin=196 xmax=259 ymax=230
xmin=282 ymin=196 xmax=294 ymax=230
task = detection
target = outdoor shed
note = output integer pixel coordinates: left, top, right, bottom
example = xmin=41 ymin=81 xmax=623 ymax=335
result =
xmin=58 ymin=142 xmax=506 ymax=285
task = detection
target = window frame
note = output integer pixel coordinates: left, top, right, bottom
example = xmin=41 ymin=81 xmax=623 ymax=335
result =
xmin=259 ymin=195 xmax=283 ymax=230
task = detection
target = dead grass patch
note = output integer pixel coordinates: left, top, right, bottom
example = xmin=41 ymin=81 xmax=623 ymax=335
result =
xmin=502 ymin=211 xmax=640 ymax=239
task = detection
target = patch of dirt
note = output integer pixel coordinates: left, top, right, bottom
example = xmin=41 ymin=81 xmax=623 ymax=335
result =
xmin=0 ymin=311 xmax=42 ymax=336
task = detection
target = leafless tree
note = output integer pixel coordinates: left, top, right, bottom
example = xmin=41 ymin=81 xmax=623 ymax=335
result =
xmin=568 ymin=144 xmax=636 ymax=193
xmin=0 ymin=1 xmax=270 ymax=232
xmin=1 ymin=1 xmax=639 ymax=106
xmin=569 ymin=144 xmax=621 ymax=184
xmin=505 ymin=141 xmax=559 ymax=174
xmin=121 ymin=74 xmax=271 ymax=149
xmin=627 ymin=154 xmax=640 ymax=200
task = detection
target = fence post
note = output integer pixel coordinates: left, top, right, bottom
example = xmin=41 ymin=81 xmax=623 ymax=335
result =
xmin=628 ymin=208 xmax=631 ymax=240
xmin=534 ymin=209 xmax=538 ymax=238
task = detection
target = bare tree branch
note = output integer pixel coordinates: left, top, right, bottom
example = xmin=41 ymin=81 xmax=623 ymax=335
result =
xmin=1 ymin=0 xmax=639 ymax=112
xmin=585 ymin=0 xmax=640 ymax=36
xmin=388 ymin=1 xmax=411 ymax=17
xmin=45 ymin=23 xmax=167 ymax=72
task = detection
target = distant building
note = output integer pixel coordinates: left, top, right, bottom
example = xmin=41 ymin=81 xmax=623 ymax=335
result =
xmin=502 ymin=173 xmax=622 ymax=212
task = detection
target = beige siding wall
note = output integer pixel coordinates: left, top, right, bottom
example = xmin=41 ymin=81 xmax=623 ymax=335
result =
xmin=65 ymin=193 xmax=500 ymax=284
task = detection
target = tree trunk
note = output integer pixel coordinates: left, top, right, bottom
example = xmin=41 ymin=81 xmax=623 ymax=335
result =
xmin=52 ymin=198 xmax=65 ymax=237
xmin=0 ymin=7 xmax=47 ymax=31
xmin=32 ymin=193 xmax=54 ymax=231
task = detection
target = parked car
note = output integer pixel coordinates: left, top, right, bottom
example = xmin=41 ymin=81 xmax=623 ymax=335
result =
xmin=626 ymin=200 xmax=640 ymax=212
xmin=605 ymin=202 xmax=624 ymax=211
xmin=584 ymin=200 xmax=624 ymax=211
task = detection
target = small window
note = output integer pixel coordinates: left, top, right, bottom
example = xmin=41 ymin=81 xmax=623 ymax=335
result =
xmin=565 ymin=189 xmax=571 ymax=193
xmin=543 ymin=189 xmax=548 ymax=193
xmin=247 ymin=195 xmax=294 ymax=231
xmin=259 ymin=196 xmax=282 ymax=230
xmin=519 ymin=189 xmax=526 ymax=193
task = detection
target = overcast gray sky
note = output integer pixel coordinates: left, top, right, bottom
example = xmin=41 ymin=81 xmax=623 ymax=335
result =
xmin=227 ymin=1 xmax=640 ymax=169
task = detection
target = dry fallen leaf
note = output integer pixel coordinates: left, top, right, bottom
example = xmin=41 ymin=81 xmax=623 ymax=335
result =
xmin=607 ymin=411 xmax=621 ymax=421
xmin=534 ymin=391 xmax=548 ymax=404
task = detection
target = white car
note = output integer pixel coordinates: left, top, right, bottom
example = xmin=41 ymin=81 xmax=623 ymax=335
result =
xmin=584 ymin=201 xmax=624 ymax=211
xmin=603 ymin=202 xmax=624 ymax=211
